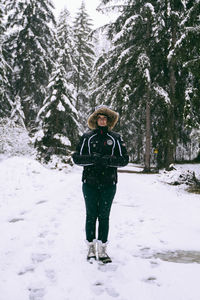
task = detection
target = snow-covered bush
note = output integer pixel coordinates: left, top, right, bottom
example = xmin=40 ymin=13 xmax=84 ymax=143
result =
xmin=42 ymin=154 xmax=73 ymax=171
xmin=32 ymin=129 xmax=73 ymax=170
xmin=0 ymin=118 xmax=34 ymax=157
xmin=161 ymin=168 xmax=200 ymax=187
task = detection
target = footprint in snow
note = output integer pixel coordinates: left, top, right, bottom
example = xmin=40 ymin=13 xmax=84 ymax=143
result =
xmin=18 ymin=266 xmax=35 ymax=276
xmin=143 ymin=276 xmax=160 ymax=286
xmin=92 ymin=281 xmax=119 ymax=298
xmin=31 ymin=253 xmax=51 ymax=264
xmin=45 ymin=269 xmax=56 ymax=283
xmin=38 ymin=231 xmax=48 ymax=238
xmin=9 ymin=217 xmax=24 ymax=223
xmin=29 ymin=288 xmax=45 ymax=300
xmin=150 ymin=260 xmax=160 ymax=268
xmin=36 ymin=200 xmax=47 ymax=205
xmin=91 ymin=281 xmax=104 ymax=296
xmin=106 ymin=286 xmax=119 ymax=298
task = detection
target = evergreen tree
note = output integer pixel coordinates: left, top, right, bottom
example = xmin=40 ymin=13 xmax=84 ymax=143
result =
xmin=181 ymin=1 xmax=200 ymax=129
xmin=0 ymin=0 xmax=11 ymax=117
xmin=35 ymin=54 xmax=80 ymax=164
xmin=56 ymin=7 xmax=76 ymax=84
xmin=177 ymin=0 xmax=200 ymax=163
xmin=73 ymin=1 xmax=95 ymax=127
xmin=93 ymin=0 xmax=159 ymax=169
xmin=154 ymin=0 xmax=200 ymax=168
xmin=3 ymin=0 xmax=56 ymax=127
xmin=94 ymin=0 xmax=200 ymax=168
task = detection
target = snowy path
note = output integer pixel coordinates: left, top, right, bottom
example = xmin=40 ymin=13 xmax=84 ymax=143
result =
xmin=0 ymin=157 xmax=200 ymax=300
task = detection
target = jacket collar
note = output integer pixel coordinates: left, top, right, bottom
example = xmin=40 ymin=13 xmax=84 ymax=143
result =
xmin=94 ymin=126 xmax=108 ymax=136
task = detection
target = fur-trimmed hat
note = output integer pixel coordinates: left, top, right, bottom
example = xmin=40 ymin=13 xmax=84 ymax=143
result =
xmin=87 ymin=105 xmax=119 ymax=130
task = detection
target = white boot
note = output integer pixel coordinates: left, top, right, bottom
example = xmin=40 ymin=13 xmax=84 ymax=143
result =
xmin=86 ymin=240 xmax=97 ymax=261
xmin=97 ymin=240 xmax=112 ymax=264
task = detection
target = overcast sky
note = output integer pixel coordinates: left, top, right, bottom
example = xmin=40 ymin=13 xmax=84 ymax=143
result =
xmin=52 ymin=0 xmax=113 ymax=28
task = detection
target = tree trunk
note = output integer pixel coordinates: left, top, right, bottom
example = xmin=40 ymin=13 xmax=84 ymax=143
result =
xmin=165 ymin=16 xmax=177 ymax=170
xmin=166 ymin=66 xmax=176 ymax=169
xmin=144 ymin=88 xmax=151 ymax=171
xmin=136 ymin=126 xmax=143 ymax=162
xmin=76 ymin=56 xmax=81 ymax=110
xmin=144 ymin=17 xmax=151 ymax=172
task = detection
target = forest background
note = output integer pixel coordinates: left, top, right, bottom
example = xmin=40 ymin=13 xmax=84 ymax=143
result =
xmin=0 ymin=0 xmax=200 ymax=171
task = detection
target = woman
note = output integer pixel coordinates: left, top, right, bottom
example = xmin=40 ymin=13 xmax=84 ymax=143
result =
xmin=72 ymin=105 xmax=129 ymax=263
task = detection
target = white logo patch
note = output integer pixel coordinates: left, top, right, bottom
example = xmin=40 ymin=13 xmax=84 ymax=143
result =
xmin=107 ymin=139 xmax=113 ymax=146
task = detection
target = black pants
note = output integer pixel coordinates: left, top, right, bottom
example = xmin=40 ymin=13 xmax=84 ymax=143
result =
xmin=82 ymin=183 xmax=116 ymax=243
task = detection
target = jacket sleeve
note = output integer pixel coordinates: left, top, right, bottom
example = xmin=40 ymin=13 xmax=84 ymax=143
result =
xmin=72 ymin=134 xmax=95 ymax=166
xmin=106 ymin=135 xmax=129 ymax=168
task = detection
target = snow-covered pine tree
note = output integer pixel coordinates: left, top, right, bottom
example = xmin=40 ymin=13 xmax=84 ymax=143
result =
xmin=153 ymin=1 xmax=184 ymax=168
xmin=93 ymin=0 xmax=159 ymax=168
xmin=56 ymin=7 xmax=76 ymax=86
xmin=95 ymin=0 xmax=200 ymax=168
xmin=154 ymin=0 xmax=200 ymax=168
xmin=35 ymin=54 xmax=80 ymax=165
xmin=3 ymin=0 xmax=56 ymax=128
xmin=0 ymin=0 xmax=11 ymax=117
xmin=181 ymin=1 xmax=200 ymax=130
xmin=72 ymin=1 xmax=95 ymax=127
xmin=178 ymin=0 xmax=200 ymax=162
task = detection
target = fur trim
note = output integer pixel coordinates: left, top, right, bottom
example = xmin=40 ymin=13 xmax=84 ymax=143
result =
xmin=87 ymin=105 xmax=119 ymax=130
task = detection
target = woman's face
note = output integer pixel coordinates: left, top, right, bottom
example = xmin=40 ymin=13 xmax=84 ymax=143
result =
xmin=97 ymin=114 xmax=108 ymax=127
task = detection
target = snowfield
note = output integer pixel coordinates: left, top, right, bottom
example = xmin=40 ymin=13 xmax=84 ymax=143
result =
xmin=0 ymin=156 xmax=200 ymax=300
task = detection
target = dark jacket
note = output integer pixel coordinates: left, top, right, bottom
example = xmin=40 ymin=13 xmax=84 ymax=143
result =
xmin=72 ymin=126 xmax=129 ymax=186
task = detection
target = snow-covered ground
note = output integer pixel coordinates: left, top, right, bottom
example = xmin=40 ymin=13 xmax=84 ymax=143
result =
xmin=0 ymin=156 xmax=200 ymax=300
